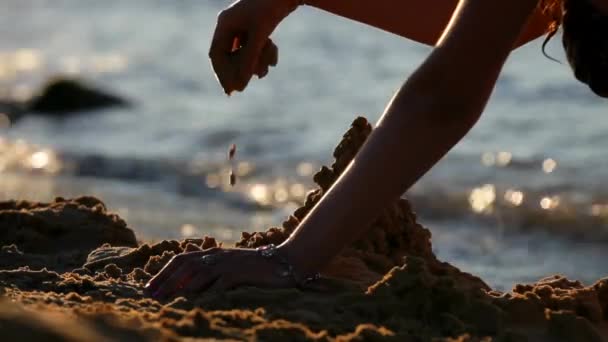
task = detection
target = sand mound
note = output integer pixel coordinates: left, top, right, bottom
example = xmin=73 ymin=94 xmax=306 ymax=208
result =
xmin=235 ymin=117 xmax=488 ymax=292
xmin=1 ymin=118 xmax=607 ymax=341
xmin=0 ymin=196 xmax=137 ymax=273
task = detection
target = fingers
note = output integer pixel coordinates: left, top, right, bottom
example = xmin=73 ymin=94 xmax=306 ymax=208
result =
xmin=144 ymin=254 xmax=190 ymax=294
xmin=144 ymin=246 xmax=309 ymax=298
xmin=230 ymin=29 xmax=267 ymax=92
xmin=182 ymin=272 xmax=222 ymax=294
xmin=209 ymin=24 xmax=275 ymax=93
xmin=151 ymin=259 xmax=198 ymax=299
xmin=159 ymin=251 xmax=234 ymax=296
xmin=144 ymin=249 xmax=218 ymax=295
xmin=263 ymin=39 xmax=278 ymax=67
xmin=254 ymin=39 xmax=278 ymax=79
xmin=209 ymin=11 xmax=240 ymax=95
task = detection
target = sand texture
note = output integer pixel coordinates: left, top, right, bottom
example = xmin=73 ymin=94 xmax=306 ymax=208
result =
xmin=1 ymin=117 xmax=607 ymax=342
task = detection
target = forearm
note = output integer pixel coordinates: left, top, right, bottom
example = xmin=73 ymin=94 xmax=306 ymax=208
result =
xmin=305 ymin=0 xmax=457 ymax=46
xmin=304 ymin=0 xmax=550 ymax=48
xmin=280 ymin=100 xmax=478 ymax=276
xmin=280 ymin=0 xmax=540 ymax=276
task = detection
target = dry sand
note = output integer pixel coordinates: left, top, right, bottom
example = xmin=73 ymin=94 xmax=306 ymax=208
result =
xmin=1 ymin=117 xmax=607 ymax=341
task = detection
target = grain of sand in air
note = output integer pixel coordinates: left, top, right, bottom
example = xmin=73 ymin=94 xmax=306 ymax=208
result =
xmin=228 ymin=143 xmax=236 ymax=186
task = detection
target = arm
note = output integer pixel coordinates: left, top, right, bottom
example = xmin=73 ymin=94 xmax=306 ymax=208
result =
xmin=280 ymin=0 xmax=541 ymax=277
xmin=145 ymin=0 xmax=547 ymax=298
xmin=206 ymin=0 xmax=551 ymax=95
xmin=305 ymin=0 xmax=551 ymax=48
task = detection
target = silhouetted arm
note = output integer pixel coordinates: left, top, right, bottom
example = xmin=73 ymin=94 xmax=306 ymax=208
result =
xmin=305 ymin=0 xmax=551 ymax=48
xmin=280 ymin=0 xmax=541 ymax=277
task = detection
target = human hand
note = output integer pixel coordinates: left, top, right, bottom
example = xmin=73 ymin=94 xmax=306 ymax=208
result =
xmin=209 ymin=0 xmax=300 ymax=94
xmin=143 ymin=247 xmax=296 ymax=299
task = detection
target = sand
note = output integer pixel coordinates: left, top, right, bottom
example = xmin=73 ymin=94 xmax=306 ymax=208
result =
xmin=1 ymin=117 xmax=607 ymax=342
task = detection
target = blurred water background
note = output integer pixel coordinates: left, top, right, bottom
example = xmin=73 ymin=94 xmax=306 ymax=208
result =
xmin=1 ymin=0 xmax=608 ymax=290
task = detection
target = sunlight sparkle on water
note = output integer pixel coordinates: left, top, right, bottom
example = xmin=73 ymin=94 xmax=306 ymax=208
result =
xmin=181 ymin=224 xmax=198 ymax=237
xmin=297 ymin=162 xmax=315 ymax=177
xmin=481 ymin=152 xmax=512 ymax=167
xmin=29 ymin=151 xmax=50 ymax=169
xmin=540 ymin=196 xmax=560 ymax=210
xmin=543 ymin=158 xmax=557 ymax=173
xmin=469 ymin=184 xmax=496 ymax=213
xmin=289 ymin=183 xmax=306 ymax=198
xmin=504 ymin=189 xmax=524 ymax=206
xmin=496 ymin=152 xmax=512 ymax=167
xmin=16 ymin=147 xmax=62 ymax=173
xmin=274 ymin=187 xmax=289 ymax=203
xmin=14 ymin=49 xmax=43 ymax=72
xmin=249 ymin=184 xmax=270 ymax=205
xmin=0 ymin=49 xmax=43 ymax=78
xmin=590 ymin=204 xmax=608 ymax=217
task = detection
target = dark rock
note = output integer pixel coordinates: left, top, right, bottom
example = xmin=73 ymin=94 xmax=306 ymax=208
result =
xmin=0 ymin=101 xmax=25 ymax=125
xmin=27 ymin=77 xmax=129 ymax=114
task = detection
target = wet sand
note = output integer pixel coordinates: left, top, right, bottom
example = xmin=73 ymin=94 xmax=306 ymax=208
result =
xmin=1 ymin=118 xmax=607 ymax=341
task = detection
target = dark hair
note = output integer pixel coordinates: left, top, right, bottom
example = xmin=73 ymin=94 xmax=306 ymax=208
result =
xmin=540 ymin=0 xmax=563 ymax=61
xmin=542 ymin=0 xmax=608 ymax=97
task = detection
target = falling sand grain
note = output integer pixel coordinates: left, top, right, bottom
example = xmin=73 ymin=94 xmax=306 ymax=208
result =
xmin=228 ymin=143 xmax=237 ymax=186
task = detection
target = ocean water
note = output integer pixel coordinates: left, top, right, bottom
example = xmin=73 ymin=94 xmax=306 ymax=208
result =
xmin=1 ymin=0 xmax=608 ymax=290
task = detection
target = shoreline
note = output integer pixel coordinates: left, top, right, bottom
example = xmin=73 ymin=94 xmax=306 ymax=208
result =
xmin=1 ymin=118 xmax=607 ymax=341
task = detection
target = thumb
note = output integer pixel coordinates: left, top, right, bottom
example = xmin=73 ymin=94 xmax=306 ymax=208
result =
xmin=232 ymin=30 xmax=267 ymax=92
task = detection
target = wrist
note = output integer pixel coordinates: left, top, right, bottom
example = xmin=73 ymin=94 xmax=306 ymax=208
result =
xmin=257 ymin=243 xmax=320 ymax=286
xmin=276 ymin=241 xmax=321 ymax=280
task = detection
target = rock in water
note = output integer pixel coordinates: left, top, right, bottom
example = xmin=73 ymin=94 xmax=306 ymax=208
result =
xmin=27 ymin=77 xmax=129 ymax=114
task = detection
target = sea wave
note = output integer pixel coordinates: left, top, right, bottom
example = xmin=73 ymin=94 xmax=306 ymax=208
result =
xmin=2 ymin=137 xmax=608 ymax=243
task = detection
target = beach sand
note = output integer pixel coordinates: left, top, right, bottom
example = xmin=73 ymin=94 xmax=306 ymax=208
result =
xmin=1 ymin=118 xmax=607 ymax=341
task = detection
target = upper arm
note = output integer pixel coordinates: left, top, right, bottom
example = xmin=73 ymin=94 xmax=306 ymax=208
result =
xmin=436 ymin=0 xmax=541 ymax=64
xmin=515 ymin=4 xmax=553 ymax=48
xmin=307 ymin=0 xmax=549 ymax=49
xmin=306 ymin=0 xmax=458 ymax=45
xmin=398 ymin=0 xmax=542 ymax=123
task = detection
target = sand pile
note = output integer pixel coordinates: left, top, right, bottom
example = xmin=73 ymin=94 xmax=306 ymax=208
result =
xmin=0 ymin=196 xmax=137 ymax=273
xmin=1 ymin=117 xmax=607 ymax=341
